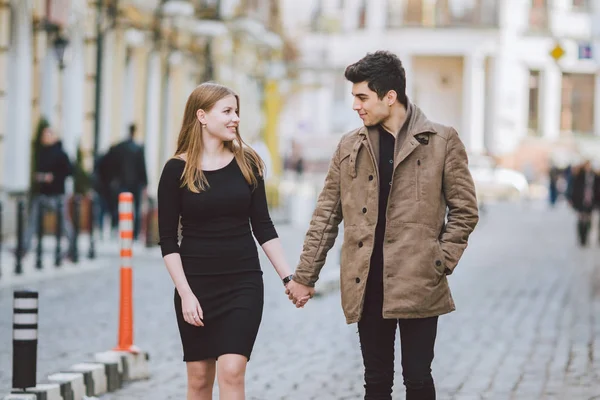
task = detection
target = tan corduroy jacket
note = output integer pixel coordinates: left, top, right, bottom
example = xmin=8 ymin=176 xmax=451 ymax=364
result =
xmin=293 ymin=103 xmax=479 ymax=324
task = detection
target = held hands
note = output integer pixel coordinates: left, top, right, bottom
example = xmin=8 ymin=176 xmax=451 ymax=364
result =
xmin=181 ymin=292 xmax=204 ymax=327
xmin=285 ymin=280 xmax=315 ymax=308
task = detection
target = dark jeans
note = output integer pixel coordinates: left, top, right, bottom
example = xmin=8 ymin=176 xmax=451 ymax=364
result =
xmin=22 ymin=194 xmax=74 ymax=256
xmin=576 ymin=211 xmax=593 ymax=246
xmin=358 ymin=311 xmax=438 ymax=400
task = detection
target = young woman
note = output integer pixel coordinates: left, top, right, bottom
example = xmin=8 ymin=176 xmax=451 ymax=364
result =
xmin=158 ymin=82 xmax=309 ymax=400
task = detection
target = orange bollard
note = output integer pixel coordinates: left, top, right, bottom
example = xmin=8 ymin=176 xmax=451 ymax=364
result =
xmin=114 ymin=192 xmax=139 ymax=353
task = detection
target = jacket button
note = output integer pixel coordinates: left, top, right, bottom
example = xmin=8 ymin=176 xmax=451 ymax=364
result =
xmin=369 ymin=175 xmax=373 ymax=181
xmin=435 ymin=260 xmax=442 ymax=267
xmin=417 ymin=159 xmax=421 ymax=166
xmin=362 ymin=207 xmax=367 ymax=213
xmin=358 ymin=241 xmax=363 ymax=248
xmin=355 ymin=277 xmax=361 ymax=283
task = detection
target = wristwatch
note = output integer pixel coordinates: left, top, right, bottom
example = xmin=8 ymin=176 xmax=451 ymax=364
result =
xmin=282 ymin=274 xmax=294 ymax=286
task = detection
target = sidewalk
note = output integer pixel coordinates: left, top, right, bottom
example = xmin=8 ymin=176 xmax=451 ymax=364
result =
xmin=0 ymin=234 xmax=160 ymax=288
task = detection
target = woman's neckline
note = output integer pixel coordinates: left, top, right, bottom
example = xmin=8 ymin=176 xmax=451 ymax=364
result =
xmin=174 ymin=155 xmax=236 ymax=173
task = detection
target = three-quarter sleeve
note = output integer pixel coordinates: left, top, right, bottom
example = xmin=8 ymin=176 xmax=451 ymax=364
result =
xmin=249 ymin=174 xmax=278 ymax=245
xmin=158 ymin=159 xmax=183 ymax=257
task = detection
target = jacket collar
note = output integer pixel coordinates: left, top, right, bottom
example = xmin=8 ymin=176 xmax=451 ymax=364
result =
xmin=356 ymin=100 xmax=437 ymax=173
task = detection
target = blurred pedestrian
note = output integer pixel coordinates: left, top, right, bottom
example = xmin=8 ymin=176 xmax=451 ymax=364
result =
xmin=548 ymin=163 xmax=559 ymax=207
xmin=91 ymin=151 xmax=116 ymax=237
xmin=286 ymin=51 xmax=479 ymax=400
xmin=21 ymin=127 xmax=75 ymax=259
xmin=104 ymin=124 xmax=148 ymax=240
xmin=568 ymin=160 xmax=599 ymax=246
xmin=290 ymin=139 xmax=305 ymax=178
xmin=157 ymin=82 xmax=303 ymax=399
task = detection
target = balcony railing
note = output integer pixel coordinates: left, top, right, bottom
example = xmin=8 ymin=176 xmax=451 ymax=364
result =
xmin=194 ymin=0 xmax=221 ymax=20
xmin=387 ymin=0 xmax=499 ymax=29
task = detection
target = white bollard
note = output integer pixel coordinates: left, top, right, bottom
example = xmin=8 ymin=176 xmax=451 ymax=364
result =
xmin=94 ymin=351 xmax=125 ymax=391
xmin=47 ymin=372 xmax=85 ymax=400
xmin=113 ymin=351 xmax=150 ymax=381
xmin=68 ymin=363 xmax=107 ymax=396
xmin=22 ymin=383 xmax=62 ymax=400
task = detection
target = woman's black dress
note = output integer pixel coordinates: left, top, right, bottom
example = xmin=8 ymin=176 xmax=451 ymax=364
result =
xmin=157 ymin=157 xmax=278 ymax=361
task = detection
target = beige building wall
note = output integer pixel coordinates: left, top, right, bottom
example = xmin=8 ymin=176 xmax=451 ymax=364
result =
xmin=132 ymin=45 xmax=149 ymax=141
xmin=82 ymin=5 xmax=98 ymax=164
xmin=0 ymin=1 xmax=9 ymax=188
xmin=109 ymin=28 xmax=127 ymax=143
xmin=412 ymin=56 xmax=464 ymax=134
xmin=169 ymin=59 xmax=186 ymax=149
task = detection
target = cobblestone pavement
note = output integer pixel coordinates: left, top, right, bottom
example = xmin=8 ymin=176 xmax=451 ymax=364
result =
xmin=1 ymin=201 xmax=600 ymax=399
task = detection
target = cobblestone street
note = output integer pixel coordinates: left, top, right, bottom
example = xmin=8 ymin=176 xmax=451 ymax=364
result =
xmin=1 ymin=201 xmax=600 ymax=399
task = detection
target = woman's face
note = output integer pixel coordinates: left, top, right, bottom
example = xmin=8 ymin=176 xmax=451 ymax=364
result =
xmin=200 ymin=95 xmax=240 ymax=142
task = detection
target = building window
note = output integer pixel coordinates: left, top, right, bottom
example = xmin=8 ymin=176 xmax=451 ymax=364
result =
xmin=571 ymin=0 xmax=589 ymax=11
xmin=357 ymin=0 xmax=367 ymax=29
xmin=404 ymin=0 xmax=424 ymax=26
xmin=387 ymin=0 xmax=406 ymax=28
xmin=529 ymin=0 xmax=548 ymax=31
xmin=388 ymin=0 xmax=498 ymax=28
xmin=332 ymin=73 xmax=350 ymax=132
xmin=528 ymin=71 xmax=540 ymax=136
xmin=310 ymin=0 xmax=322 ymax=31
xmin=561 ymin=73 xmax=595 ymax=136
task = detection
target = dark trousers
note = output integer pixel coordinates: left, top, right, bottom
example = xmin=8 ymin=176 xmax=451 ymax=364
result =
xmin=577 ymin=211 xmax=592 ymax=246
xmin=359 ymin=303 xmax=438 ymax=400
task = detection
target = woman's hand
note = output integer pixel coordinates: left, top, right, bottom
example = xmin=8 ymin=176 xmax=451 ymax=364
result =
xmin=181 ymin=292 xmax=204 ymax=327
xmin=295 ymin=295 xmax=311 ymax=308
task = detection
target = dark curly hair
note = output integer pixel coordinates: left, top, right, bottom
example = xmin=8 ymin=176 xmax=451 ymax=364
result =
xmin=344 ymin=51 xmax=407 ymax=107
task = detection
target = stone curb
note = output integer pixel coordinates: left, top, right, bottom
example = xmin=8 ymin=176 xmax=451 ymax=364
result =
xmin=3 ymin=350 xmax=150 ymax=400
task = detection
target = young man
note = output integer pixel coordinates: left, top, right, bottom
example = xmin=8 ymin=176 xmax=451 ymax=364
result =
xmin=22 ymin=127 xmax=75 ymax=258
xmin=287 ymin=51 xmax=479 ymax=399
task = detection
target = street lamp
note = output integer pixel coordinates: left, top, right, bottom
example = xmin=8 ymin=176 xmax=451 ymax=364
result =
xmin=92 ymin=0 xmax=120 ymax=165
xmin=53 ymin=34 xmax=70 ymax=70
xmin=34 ymin=12 xmax=70 ymax=69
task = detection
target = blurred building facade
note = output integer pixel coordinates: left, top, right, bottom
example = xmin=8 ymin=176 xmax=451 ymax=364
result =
xmin=279 ymin=0 xmax=600 ymax=172
xmin=0 ymin=0 xmax=289 ymax=198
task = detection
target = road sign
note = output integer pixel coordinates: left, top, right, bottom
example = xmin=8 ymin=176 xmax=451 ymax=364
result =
xmin=550 ymin=43 xmax=565 ymax=61
xmin=578 ymin=42 xmax=592 ymax=60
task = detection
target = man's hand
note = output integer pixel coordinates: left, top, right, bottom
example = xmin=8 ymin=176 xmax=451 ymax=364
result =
xmin=285 ymin=280 xmax=315 ymax=308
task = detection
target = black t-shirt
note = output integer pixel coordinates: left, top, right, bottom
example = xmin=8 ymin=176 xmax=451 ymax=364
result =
xmin=365 ymin=127 xmax=396 ymax=305
xmin=157 ymin=157 xmax=278 ymax=275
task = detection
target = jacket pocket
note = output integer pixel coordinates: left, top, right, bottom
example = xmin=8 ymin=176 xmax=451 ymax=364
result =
xmin=415 ymin=159 xmax=421 ymax=200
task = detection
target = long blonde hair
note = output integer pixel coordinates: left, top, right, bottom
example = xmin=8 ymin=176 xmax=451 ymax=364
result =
xmin=173 ymin=82 xmax=265 ymax=193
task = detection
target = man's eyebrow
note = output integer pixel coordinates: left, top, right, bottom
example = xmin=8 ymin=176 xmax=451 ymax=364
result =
xmin=352 ymin=92 xmax=368 ymax=97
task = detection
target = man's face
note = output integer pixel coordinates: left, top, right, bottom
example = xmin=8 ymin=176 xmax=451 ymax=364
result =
xmin=351 ymin=81 xmax=391 ymax=127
